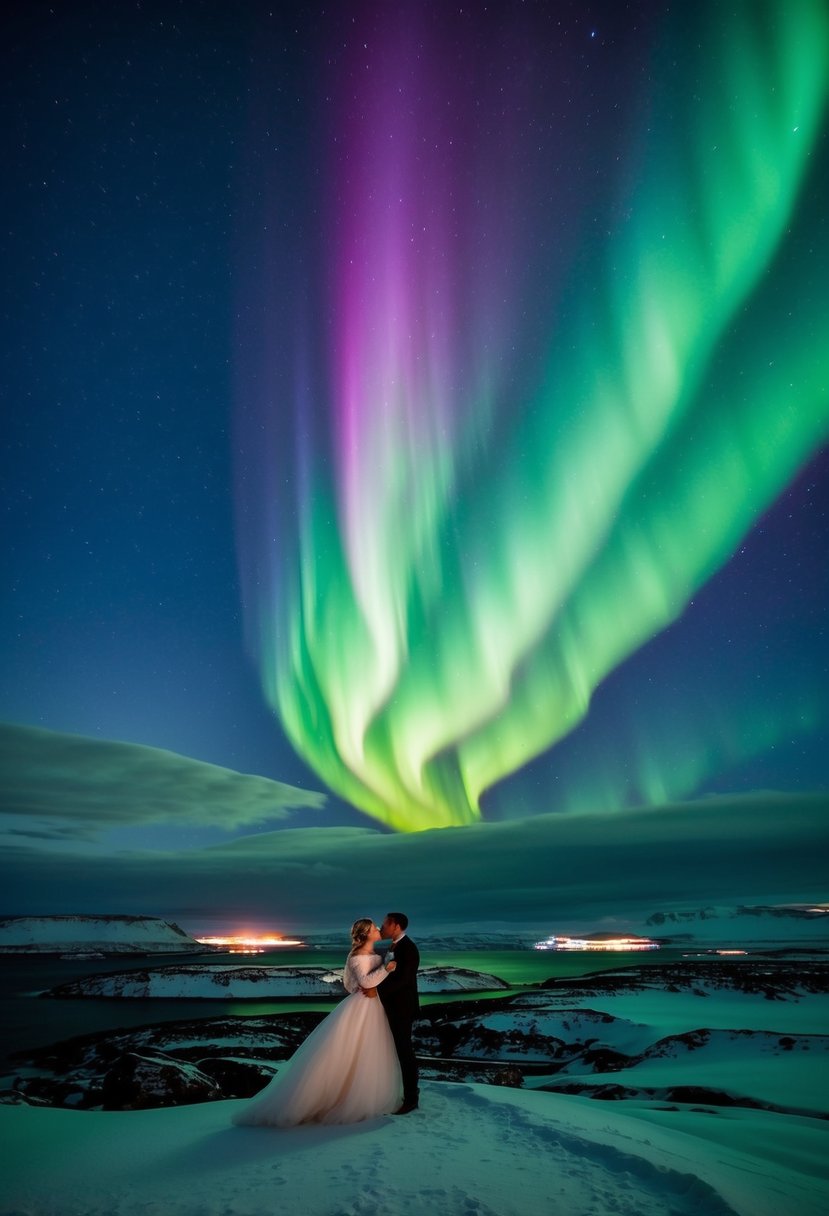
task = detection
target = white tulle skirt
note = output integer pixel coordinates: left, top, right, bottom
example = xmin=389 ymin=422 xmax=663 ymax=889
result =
xmin=233 ymin=992 xmax=403 ymax=1127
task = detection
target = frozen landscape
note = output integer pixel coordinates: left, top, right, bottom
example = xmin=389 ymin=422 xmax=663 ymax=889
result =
xmin=3 ymin=949 xmax=827 ymax=1215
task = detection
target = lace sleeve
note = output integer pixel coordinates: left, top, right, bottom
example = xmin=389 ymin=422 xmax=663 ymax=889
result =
xmin=344 ymin=952 xmax=388 ymax=992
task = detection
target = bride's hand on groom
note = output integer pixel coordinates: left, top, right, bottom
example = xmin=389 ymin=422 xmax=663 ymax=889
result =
xmin=361 ymin=987 xmax=378 ymax=998
xmin=385 ymin=961 xmax=397 ymax=971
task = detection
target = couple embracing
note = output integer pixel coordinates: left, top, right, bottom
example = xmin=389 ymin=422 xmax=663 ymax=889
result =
xmin=234 ymin=912 xmax=419 ymax=1127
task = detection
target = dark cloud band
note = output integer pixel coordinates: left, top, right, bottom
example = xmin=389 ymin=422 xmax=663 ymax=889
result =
xmin=0 ymin=723 xmax=326 ymax=838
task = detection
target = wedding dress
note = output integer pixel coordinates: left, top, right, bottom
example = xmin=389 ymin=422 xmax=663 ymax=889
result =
xmin=232 ymin=952 xmax=403 ymax=1127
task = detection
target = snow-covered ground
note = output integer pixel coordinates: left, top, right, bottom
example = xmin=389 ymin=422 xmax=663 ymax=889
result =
xmin=43 ymin=964 xmax=511 ymax=999
xmin=2 ymin=1081 xmax=827 ymax=1216
xmin=413 ymin=964 xmax=829 ymax=1120
xmin=0 ymin=915 xmax=205 ymax=955
xmin=534 ymin=1027 xmax=829 ymax=1115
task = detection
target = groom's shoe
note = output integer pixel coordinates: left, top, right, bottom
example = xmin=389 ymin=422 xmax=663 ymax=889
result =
xmin=394 ymin=1100 xmax=419 ymax=1115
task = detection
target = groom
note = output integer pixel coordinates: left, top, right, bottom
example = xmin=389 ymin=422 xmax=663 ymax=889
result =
xmin=378 ymin=911 xmax=420 ymax=1113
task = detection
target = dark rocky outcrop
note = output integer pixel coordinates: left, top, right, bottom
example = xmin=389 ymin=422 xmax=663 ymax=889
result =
xmin=195 ymin=1056 xmax=279 ymax=1098
xmin=538 ymin=959 xmax=829 ymax=998
xmin=101 ymin=1051 xmax=223 ymax=1110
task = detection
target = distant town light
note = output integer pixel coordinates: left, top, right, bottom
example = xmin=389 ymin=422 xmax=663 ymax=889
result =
xmin=195 ymin=933 xmax=304 ymax=954
xmin=534 ymin=934 xmax=660 ymax=952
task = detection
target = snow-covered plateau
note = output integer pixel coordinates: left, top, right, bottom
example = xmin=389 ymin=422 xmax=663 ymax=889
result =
xmin=42 ymin=963 xmax=511 ymax=1000
xmin=0 ymin=915 xmax=206 ymax=955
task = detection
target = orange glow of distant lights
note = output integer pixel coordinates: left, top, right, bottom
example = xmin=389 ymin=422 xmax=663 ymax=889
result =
xmin=195 ymin=933 xmax=304 ymax=954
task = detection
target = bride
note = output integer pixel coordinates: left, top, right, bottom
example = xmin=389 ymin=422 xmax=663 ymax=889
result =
xmin=232 ymin=918 xmax=403 ymax=1127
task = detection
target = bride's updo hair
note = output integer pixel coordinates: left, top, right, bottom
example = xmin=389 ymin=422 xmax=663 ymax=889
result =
xmin=349 ymin=917 xmax=374 ymax=954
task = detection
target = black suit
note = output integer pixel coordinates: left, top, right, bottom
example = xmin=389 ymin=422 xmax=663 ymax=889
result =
xmin=378 ymin=934 xmax=420 ymax=1105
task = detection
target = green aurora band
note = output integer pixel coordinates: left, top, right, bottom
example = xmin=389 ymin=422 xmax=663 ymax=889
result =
xmin=246 ymin=2 xmax=829 ymax=831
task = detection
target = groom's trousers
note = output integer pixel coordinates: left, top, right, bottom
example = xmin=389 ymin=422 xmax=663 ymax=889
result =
xmin=389 ymin=1016 xmax=419 ymax=1105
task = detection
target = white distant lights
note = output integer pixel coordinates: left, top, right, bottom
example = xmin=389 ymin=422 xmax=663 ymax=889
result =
xmin=534 ymin=934 xmax=660 ymax=952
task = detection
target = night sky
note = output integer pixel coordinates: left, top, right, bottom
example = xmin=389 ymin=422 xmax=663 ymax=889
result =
xmin=2 ymin=1 xmax=827 ymax=931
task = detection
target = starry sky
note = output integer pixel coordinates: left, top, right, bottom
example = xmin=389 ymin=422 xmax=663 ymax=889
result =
xmin=1 ymin=1 xmax=827 ymax=931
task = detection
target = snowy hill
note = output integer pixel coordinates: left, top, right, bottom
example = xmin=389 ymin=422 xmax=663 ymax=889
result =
xmin=644 ymin=904 xmax=829 ymax=946
xmin=0 ymin=915 xmax=206 ymax=955
xmin=44 ymin=963 xmax=511 ymax=999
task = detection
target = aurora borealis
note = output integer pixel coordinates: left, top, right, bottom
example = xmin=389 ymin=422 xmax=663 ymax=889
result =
xmin=1 ymin=1 xmax=828 ymax=928
xmin=236 ymin=2 xmax=829 ymax=831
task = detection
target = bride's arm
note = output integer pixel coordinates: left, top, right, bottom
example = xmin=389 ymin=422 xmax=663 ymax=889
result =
xmin=352 ymin=953 xmax=392 ymax=989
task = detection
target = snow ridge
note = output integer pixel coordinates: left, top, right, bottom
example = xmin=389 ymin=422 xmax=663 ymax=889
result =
xmin=0 ymin=915 xmax=204 ymax=954
xmin=44 ymin=963 xmax=511 ymax=999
